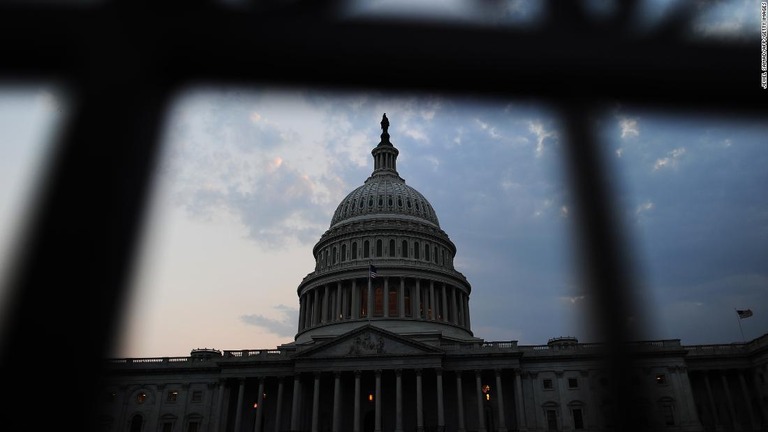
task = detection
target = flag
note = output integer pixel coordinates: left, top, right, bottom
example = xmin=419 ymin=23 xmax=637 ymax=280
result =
xmin=369 ymin=264 xmax=377 ymax=279
xmin=737 ymin=309 xmax=753 ymax=319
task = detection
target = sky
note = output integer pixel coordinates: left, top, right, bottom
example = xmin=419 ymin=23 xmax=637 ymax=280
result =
xmin=0 ymin=0 xmax=765 ymax=359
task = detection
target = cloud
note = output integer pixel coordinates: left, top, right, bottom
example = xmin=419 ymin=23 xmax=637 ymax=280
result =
xmin=636 ymin=201 xmax=654 ymax=215
xmin=619 ymin=117 xmax=639 ymax=139
xmin=528 ymin=120 xmax=557 ymax=158
xmin=653 ymin=147 xmax=686 ymax=171
xmin=559 ymin=295 xmax=586 ymax=304
xmin=240 ymin=304 xmax=298 ymax=338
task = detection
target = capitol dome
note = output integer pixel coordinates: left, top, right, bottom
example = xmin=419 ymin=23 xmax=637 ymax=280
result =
xmin=294 ymin=114 xmax=477 ymax=345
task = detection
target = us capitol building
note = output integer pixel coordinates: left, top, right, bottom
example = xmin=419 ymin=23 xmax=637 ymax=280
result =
xmin=100 ymin=115 xmax=768 ymax=432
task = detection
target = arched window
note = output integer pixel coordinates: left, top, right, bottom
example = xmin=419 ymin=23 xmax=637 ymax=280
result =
xmin=130 ymin=415 xmax=143 ymax=432
xmin=433 ymin=246 xmax=438 ymax=263
xmin=414 ymin=241 xmax=420 ymax=260
xmin=341 ymin=244 xmax=347 ymax=262
xmin=352 ymin=242 xmax=358 ymax=260
xmin=376 ymin=239 xmax=383 ymax=257
xmin=332 ymin=246 xmax=337 ymax=264
xmin=424 ymin=243 xmax=430 ymax=261
xmin=389 ymin=239 xmax=395 ymax=257
xmin=364 ymin=240 xmax=370 ymax=258
xmin=402 ymin=240 xmax=408 ymax=258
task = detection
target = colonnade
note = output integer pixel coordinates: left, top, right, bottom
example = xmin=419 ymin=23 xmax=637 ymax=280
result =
xmin=225 ymin=368 xmax=526 ymax=432
xmin=692 ymin=368 xmax=765 ymax=431
xmin=297 ymin=277 xmax=471 ymax=333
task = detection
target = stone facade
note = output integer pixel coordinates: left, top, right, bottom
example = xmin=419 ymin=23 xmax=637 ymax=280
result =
xmin=100 ymin=115 xmax=768 ymax=432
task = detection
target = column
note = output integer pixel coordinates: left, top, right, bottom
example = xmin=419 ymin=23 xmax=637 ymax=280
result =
xmin=291 ymin=375 xmax=301 ymax=432
xmin=215 ymin=380 xmax=227 ymax=432
xmin=456 ymin=371 xmax=466 ymax=432
xmin=464 ymin=295 xmax=471 ymax=328
xmin=298 ymin=296 xmax=305 ymax=331
xmin=751 ymin=369 xmax=768 ymax=426
xmin=275 ymin=377 xmax=285 ymax=432
xmin=528 ymin=373 xmax=540 ymax=430
xmin=514 ymin=369 xmax=526 ymax=432
xmin=310 ymin=290 xmax=317 ymax=326
xmin=384 ymin=277 xmax=390 ymax=317
xmin=375 ymin=370 xmax=382 ymax=432
xmin=368 ymin=274 xmax=374 ymax=318
xmin=555 ymin=372 xmax=571 ymax=430
xmin=352 ymin=279 xmax=359 ymax=319
xmin=475 ymin=370 xmax=487 ymax=432
xmin=255 ymin=378 xmax=265 ymax=432
xmin=495 ymin=369 xmax=508 ymax=432
xmin=354 ymin=371 xmax=362 ymax=432
xmin=312 ymin=373 xmax=321 ymax=432
xmin=704 ymin=372 xmax=720 ymax=426
xmin=333 ymin=373 xmax=342 ymax=432
xmin=416 ymin=369 xmax=424 ymax=432
xmin=738 ymin=371 xmax=758 ymax=430
xmin=436 ymin=369 xmax=445 ymax=430
xmin=395 ymin=369 xmax=403 ymax=432
xmin=321 ymin=286 xmax=328 ymax=323
xmin=399 ymin=278 xmax=405 ymax=318
xmin=441 ymin=283 xmax=448 ymax=322
xmin=429 ymin=281 xmax=436 ymax=320
xmin=234 ymin=379 xmax=245 ymax=432
xmin=336 ymin=282 xmax=343 ymax=321
xmin=721 ymin=374 xmax=738 ymax=430
xmin=451 ymin=287 xmax=459 ymax=325
xmin=152 ymin=384 xmax=165 ymax=428
xmin=414 ymin=280 xmax=421 ymax=318
xmin=671 ymin=366 xmax=700 ymax=429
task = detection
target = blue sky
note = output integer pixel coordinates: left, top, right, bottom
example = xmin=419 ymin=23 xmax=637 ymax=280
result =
xmin=0 ymin=0 xmax=764 ymax=358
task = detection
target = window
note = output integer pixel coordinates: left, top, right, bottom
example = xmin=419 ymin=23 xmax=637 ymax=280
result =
xmin=376 ymin=239 xmax=382 ymax=257
xmin=191 ymin=390 xmax=202 ymax=402
xmin=655 ymin=374 xmax=666 ymax=385
xmin=167 ymin=390 xmax=178 ymax=402
xmin=424 ymin=244 xmax=430 ymax=261
xmin=546 ymin=409 xmax=558 ymax=431
xmin=187 ymin=421 xmax=200 ymax=432
xmin=332 ymin=246 xmax=337 ymax=264
xmin=573 ymin=408 xmax=584 ymax=429
xmin=389 ymin=239 xmax=395 ymax=257
xmin=568 ymin=378 xmax=578 ymax=389
xmin=388 ymin=287 xmax=398 ymax=316
xmin=543 ymin=379 xmax=553 ymax=389
xmin=137 ymin=392 xmax=147 ymax=404
xmin=352 ymin=242 xmax=357 ymax=260
xmin=364 ymin=240 xmax=370 ymax=258
xmin=402 ymin=240 xmax=408 ymax=258
xmin=433 ymin=246 xmax=437 ymax=263
xmin=162 ymin=423 xmax=173 ymax=432
xmin=662 ymin=405 xmax=675 ymax=426
xmin=414 ymin=241 xmax=420 ymax=260
xmin=374 ymin=287 xmax=383 ymax=316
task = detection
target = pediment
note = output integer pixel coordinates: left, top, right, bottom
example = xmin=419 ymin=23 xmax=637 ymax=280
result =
xmin=296 ymin=325 xmax=443 ymax=359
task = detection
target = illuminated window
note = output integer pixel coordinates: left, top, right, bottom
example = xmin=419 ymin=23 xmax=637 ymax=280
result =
xmin=136 ymin=392 xmax=147 ymax=404
xmin=655 ymin=374 xmax=667 ymax=385
xmin=167 ymin=390 xmax=178 ymax=402
xmin=368 ymin=393 xmax=374 ymax=402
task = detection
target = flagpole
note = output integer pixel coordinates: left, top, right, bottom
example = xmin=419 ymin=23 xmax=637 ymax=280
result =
xmin=735 ymin=308 xmax=746 ymax=342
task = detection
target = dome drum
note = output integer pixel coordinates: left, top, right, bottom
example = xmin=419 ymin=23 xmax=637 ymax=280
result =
xmin=294 ymin=114 xmax=476 ymax=345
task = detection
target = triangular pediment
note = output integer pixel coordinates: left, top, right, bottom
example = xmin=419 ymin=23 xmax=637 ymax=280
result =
xmin=295 ymin=325 xmax=444 ymax=359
